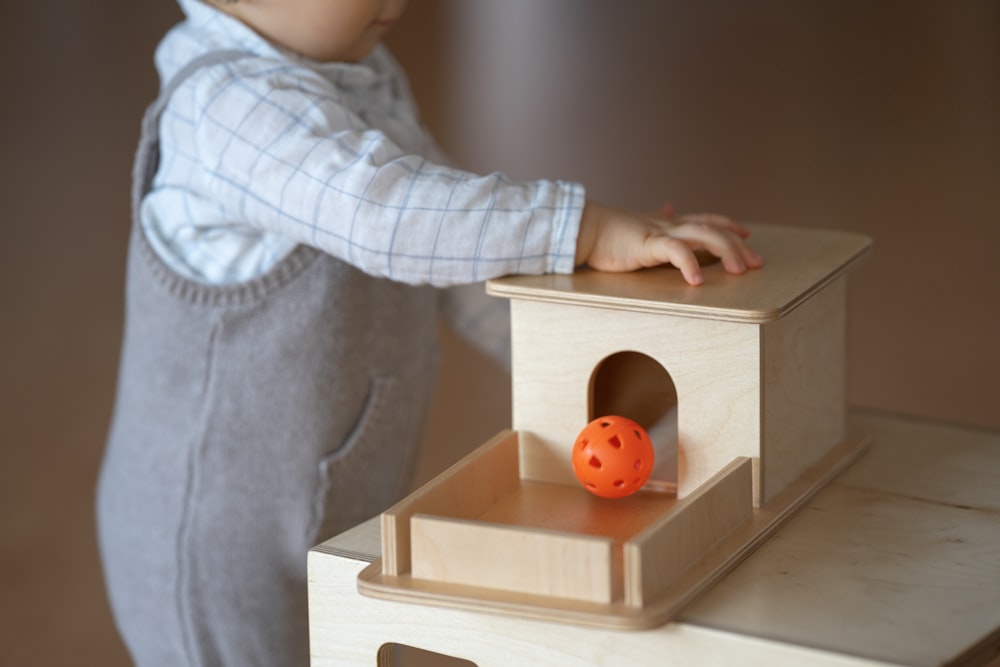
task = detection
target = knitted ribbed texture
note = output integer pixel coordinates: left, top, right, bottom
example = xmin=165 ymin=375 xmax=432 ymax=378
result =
xmin=98 ymin=51 xmax=439 ymax=667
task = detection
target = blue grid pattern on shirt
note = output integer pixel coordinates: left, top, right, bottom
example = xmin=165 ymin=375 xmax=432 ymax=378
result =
xmin=145 ymin=18 xmax=583 ymax=287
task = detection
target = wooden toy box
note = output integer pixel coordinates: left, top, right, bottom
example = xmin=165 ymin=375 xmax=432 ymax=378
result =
xmin=358 ymin=224 xmax=872 ymax=629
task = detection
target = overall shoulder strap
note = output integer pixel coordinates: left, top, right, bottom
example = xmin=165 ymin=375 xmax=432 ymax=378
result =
xmin=131 ymin=50 xmax=249 ymax=223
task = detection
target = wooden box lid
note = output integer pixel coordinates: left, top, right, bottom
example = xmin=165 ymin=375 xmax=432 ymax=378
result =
xmin=487 ymin=224 xmax=871 ymax=324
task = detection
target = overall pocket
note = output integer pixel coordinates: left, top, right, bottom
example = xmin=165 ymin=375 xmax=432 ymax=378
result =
xmin=308 ymin=375 xmax=425 ymax=543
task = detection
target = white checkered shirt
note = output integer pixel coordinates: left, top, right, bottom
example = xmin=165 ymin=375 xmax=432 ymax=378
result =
xmin=141 ymin=0 xmax=585 ymax=288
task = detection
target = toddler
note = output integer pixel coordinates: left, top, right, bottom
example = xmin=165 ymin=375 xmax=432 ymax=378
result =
xmin=97 ymin=0 xmax=762 ymax=665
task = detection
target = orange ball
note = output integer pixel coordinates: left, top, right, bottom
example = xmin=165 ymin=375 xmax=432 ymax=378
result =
xmin=572 ymin=416 xmax=655 ymax=499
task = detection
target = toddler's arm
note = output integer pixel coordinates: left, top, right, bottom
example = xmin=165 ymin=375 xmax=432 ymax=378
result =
xmin=575 ymin=201 xmax=764 ymax=286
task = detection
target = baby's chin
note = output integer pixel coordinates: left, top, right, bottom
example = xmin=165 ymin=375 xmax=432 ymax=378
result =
xmin=292 ymin=32 xmax=382 ymax=64
xmin=333 ymin=31 xmax=384 ymax=63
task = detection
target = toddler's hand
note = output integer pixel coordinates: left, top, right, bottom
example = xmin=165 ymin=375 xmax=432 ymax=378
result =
xmin=574 ymin=200 xmax=763 ymax=286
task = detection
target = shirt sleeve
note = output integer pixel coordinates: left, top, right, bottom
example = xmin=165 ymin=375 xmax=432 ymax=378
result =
xmin=186 ymin=59 xmax=585 ymax=287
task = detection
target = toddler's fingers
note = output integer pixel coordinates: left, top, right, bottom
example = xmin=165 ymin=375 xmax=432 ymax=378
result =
xmin=740 ymin=242 xmax=764 ymax=269
xmin=670 ymin=223 xmax=760 ymax=274
xmin=645 ymin=236 xmax=704 ymax=285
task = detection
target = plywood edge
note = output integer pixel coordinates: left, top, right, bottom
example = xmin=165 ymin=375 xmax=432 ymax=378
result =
xmin=311 ymin=515 xmax=380 ymax=563
xmin=770 ymin=247 xmax=870 ymax=320
xmin=624 ymin=457 xmax=753 ymax=607
xmin=487 ymin=225 xmax=872 ymax=324
xmin=488 ymin=283 xmax=786 ymax=324
xmin=380 ymin=429 xmax=520 ymax=575
xmin=410 ymin=514 xmax=618 ymax=604
xmin=358 ymin=559 xmax=656 ymax=630
xmin=624 ymin=432 xmax=871 ymax=625
xmin=759 ymin=429 xmax=871 ymax=528
xmin=359 ymin=432 xmax=871 ymax=630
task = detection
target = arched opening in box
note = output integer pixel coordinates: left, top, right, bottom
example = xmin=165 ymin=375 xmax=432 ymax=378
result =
xmin=589 ymin=351 xmax=679 ymax=492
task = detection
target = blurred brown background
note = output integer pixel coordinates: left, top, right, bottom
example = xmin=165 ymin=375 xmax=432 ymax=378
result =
xmin=1 ymin=1 xmax=997 ymax=665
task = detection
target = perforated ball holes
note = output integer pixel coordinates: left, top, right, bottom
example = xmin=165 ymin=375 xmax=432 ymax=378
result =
xmin=572 ymin=416 xmax=654 ymax=499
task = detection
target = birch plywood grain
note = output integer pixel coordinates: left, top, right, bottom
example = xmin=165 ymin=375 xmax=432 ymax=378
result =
xmin=313 ymin=541 xmax=892 ymax=666
xmin=683 ymin=413 xmax=1000 ymax=667
xmin=493 ymin=225 xmax=871 ymax=506
xmin=839 ymin=412 xmax=1000 ymax=512
xmin=312 ymin=413 xmax=1000 ymax=666
xmin=360 ymin=443 xmax=776 ymax=628
xmin=487 ymin=224 xmax=872 ymax=324
xmin=361 ymin=224 xmax=876 ymax=632
xmin=761 ymin=277 xmax=848 ymax=503
xmin=509 ymin=299 xmax=762 ymax=500
xmin=475 ymin=481 xmax=676 ymax=539
xmin=381 ymin=430 xmax=519 ymax=575
xmin=411 ymin=515 xmax=618 ymax=604
xmin=685 ymin=484 xmax=1000 ymax=667
xmin=624 ymin=457 xmax=752 ymax=607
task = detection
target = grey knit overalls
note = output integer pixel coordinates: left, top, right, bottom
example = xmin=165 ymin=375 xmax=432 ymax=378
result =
xmin=97 ymin=51 xmax=439 ymax=666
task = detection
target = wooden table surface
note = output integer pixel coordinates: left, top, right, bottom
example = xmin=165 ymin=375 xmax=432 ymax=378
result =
xmin=308 ymin=411 xmax=1000 ymax=666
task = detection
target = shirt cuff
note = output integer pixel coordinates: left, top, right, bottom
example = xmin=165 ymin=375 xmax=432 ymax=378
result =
xmin=547 ymin=181 xmax=586 ymax=275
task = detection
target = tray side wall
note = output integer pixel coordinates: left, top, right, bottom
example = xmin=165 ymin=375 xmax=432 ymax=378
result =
xmin=410 ymin=515 xmax=618 ymax=604
xmin=623 ymin=457 xmax=753 ymax=607
xmin=381 ymin=430 xmax=520 ymax=575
